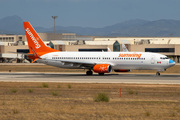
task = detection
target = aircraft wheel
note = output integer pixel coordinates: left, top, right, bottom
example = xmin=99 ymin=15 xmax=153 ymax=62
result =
xmin=98 ymin=73 xmax=104 ymax=75
xmin=156 ymin=72 xmax=160 ymax=76
xmin=86 ymin=71 xmax=93 ymax=75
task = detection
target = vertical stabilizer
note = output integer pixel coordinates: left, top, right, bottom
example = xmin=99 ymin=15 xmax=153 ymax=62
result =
xmin=23 ymin=22 xmax=59 ymax=55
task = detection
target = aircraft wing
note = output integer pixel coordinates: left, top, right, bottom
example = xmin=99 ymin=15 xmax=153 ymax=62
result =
xmin=59 ymin=60 xmax=115 ymax=69
xmin=60 ymin=60 xmax=95 ymax=68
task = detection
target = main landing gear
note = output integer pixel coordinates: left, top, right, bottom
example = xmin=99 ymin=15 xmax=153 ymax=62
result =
xmin=98 ymin=73 xmax=104 ymax=75
xmin=86 ymin=70 xmax=93 ymax=75
xmin=156 ymin=72 xmax=160 ymax=76
xmin=86 ymin=70 xmax=105 ymax=75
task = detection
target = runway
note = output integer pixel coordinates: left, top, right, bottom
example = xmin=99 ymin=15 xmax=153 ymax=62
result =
xmin=0 ymin=72 xmax=180 ymax=84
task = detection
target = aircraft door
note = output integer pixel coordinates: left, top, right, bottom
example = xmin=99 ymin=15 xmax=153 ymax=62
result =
xmin=151 ymin=55 xmax=155 ymax=64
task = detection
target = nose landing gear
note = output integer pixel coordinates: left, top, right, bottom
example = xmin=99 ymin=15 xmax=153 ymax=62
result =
xmin=156 ymin=69 xmax=166 ymax=76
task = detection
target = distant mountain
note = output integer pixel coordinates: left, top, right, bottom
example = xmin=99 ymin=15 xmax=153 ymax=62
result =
xmin=108 ymin=19 xmax=180 ymax=37
xmin=0 ymin=15 xmax=24 ymax=34
xmin=1 ymin=15 xmax=180 ymax=37
xmin=48 ymin=19 xmax=180 ymax=37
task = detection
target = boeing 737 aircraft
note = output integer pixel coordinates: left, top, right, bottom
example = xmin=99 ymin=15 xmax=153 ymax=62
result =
xmin=23 ymin=22 xmax=175 ymax=76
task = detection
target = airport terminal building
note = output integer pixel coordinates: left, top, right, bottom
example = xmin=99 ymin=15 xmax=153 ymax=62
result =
xmin=0 ymin=33 xmax=180 ymax=63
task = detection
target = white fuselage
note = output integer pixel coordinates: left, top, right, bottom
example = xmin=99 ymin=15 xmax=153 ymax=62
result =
xmin=36 ymin=52 xmax=175 ymax=71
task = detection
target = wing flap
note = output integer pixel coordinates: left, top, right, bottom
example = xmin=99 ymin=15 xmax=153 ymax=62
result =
xmin=60 ymin=60 xmax=95 ymax=68
xmin=59 ymin=60 xmax=116 ymax=69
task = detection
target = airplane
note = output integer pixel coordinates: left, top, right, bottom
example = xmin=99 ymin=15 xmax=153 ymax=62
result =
xmin=23 ymin=22 xmax=175 ymax=76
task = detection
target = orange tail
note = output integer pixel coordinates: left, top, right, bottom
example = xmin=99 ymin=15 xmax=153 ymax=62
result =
xmin=23 ymin=22 xmax=59 ymax=57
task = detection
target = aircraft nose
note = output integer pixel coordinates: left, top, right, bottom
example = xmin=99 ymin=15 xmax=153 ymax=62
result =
xmin=169 ymin=59 xmax=175 ymax=65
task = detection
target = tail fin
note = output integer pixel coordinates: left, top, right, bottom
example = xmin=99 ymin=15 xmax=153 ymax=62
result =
xmin=23 ymin=22 xmax=58 ymax=56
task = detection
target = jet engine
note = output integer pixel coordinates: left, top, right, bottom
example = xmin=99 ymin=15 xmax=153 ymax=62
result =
xmin=93 ymin=64 xmax=112 ymax=73
xmin=114 ymin=69 xmax=131 ymax=72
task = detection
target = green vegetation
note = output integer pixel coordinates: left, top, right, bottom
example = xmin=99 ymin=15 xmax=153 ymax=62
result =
xmin=42 ymin=83 xmax=49 ymax=88
xmin=11 ymin=88 xmax=17 ymax=93
xmin=13 ymin=109 xmax=19 ymax=114
xmin=170 ymin=112 xmax=175 ymax=117
xmin=51 ymin=91 xmax=59 ymax=96
xmin=94 ymin=92 xmax=109 ymax=102
xmin=146 ymin=111 xmax=150 ymax=116
xmin=127 ymin=89 xmax=134 ymax=94
xmin=70 ymin=105 xmax=75 ymax=109
xmin=27 ymin=88 xmax=34 ymax=93
xmin=68 ymin=84 xmax=71 ymax=89
xmin=2 ymin=101 xmax=5 ymax=105
xmin=57 ymin=85 xmax=61 ymax=88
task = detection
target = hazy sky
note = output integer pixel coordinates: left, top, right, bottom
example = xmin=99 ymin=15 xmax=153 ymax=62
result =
xmin=0 ymin=0 xmax=180 ymax=28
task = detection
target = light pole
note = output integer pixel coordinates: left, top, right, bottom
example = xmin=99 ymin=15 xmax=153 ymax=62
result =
xmin=52 ymin=16 xmax=58 ymax=39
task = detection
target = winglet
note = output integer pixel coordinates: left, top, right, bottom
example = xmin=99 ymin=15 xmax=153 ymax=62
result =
xmin=122 ymin=44 xmax=129 ymax=52
xmin=107 ymin=47 xmax=111 ymax=52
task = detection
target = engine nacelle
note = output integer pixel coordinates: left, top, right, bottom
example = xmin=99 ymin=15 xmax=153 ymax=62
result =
xmin=114 ymin=69 xmax=131 ymax=72
xmin=93 ymin=64 xmax=112 ymax=73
